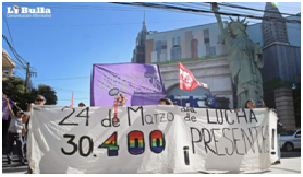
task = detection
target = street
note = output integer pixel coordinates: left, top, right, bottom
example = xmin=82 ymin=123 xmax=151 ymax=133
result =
xmin=2 ymin=142 xmax=301 ymax=174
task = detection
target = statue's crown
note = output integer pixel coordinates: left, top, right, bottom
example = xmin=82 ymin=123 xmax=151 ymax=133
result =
xmin=228 ymin=16 xmax=249 ymax=27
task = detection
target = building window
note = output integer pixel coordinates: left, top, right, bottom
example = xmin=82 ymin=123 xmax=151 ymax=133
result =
xmin=204 ymin=28 xmax=209 ymax=38
xmin=209 ymin=46 xmax=216 ymax=56
xmin=217 ymin=35 xmax=221 ymax=43
xmin=172 ymin=38 xmax=175 ymax=46
xmin=2 ymin=70 xmax=10 ymax=78
xmin=177 ymin=37 xmax=181 ymax=46
xmin=171 ymin=47 xmax=182 ymax=60
xmin=205 ymin=38 xmax=209 ymax=44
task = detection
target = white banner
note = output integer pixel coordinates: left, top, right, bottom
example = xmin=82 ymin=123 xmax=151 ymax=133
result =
xmin=27 ymin=105 xmax=274 ymax=174
xmin=269 ymin=113 xmax=279 ymax=163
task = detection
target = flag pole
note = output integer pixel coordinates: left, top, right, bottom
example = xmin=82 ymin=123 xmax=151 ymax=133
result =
xmin=179 ymin=62 xmax=182 ymax=106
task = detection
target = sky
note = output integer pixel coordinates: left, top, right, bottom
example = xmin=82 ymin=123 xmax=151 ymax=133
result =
xmin=1 ymin=1 xmax=301 ymax=106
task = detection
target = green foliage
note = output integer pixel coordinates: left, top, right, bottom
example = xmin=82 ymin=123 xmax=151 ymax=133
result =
xmin=2 ymin=77 xmax=26 ymax=110
xmin=2 ymin=77 xmax=58 ymax=111
xmin=152 ymin=55 xmax=228 ymax=65
xmin=263 ymin=78 xmax=293 ymax=92
xmin=37 ymin=84 xmax=58 ymax=105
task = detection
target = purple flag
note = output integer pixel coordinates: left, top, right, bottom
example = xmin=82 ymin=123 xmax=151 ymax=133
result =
xmin=2 ymin=96 xmax=14 ymax=120
xmin=90 ymin=63 xmax=166 ymax=106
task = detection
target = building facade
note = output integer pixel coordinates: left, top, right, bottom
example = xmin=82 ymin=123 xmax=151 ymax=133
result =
xmin=160 ymin=56 xmax=233 ymax=108
xmin=2 ymin=48 xmax=15 ymax=81
xmin=130 ymin=3 xmax=301 ymax=126
xmin=145 ymin=22 xmax=229 ymax=63
xmin=131 ymin=14 xmax=149 ymax=63
xmin=259 ymin=2 xmax=301 ymax=129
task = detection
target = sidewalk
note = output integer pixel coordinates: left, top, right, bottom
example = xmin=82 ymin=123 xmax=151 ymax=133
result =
xmin=2 ymin=144 xmax=301 ymax=174
xmin=2 ymin=137 xmax=28 ymax=174
xmin=267 ymin=157 xmax=301 ymax=174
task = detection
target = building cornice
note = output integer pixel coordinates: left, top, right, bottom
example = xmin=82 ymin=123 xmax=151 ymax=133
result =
xmin=2 ymin=48 xmax=15 ymax=67
xmin=262 ymin=42 xmax=290 ymax=50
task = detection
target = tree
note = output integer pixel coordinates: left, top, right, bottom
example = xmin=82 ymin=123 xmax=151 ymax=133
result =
xmin=2 ymin=77 xmax=27 ymax=111
xmin=2 ymin=78 xmax=58 ymax=111
xmin=36 ymin=84 xmax=58 ymax=105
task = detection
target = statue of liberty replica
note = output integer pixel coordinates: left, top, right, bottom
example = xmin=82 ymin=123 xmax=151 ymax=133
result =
xmin=212 ymin=3 xmax=264 ymax=108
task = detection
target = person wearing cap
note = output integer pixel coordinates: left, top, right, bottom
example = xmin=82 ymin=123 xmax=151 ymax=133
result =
xmin=5 ymin=97 xmax=26 ymax=165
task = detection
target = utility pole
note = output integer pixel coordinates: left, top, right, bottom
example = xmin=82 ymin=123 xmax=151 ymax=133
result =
xmin=24 ymin=62 xmax=37 ymax=105
xmin=25 ymin=62 xmax=30 ymax=90
xmin=24 ymin=62 xmax=37 ymax=90
xmin=24 ymin=62 xmax=30 ymax=107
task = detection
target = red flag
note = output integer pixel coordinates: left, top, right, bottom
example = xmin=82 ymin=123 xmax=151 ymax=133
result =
xmin=179 ymin=62 xmax=208 ymax=91
xmin=70 ymin=92 xmax=74 ymax=107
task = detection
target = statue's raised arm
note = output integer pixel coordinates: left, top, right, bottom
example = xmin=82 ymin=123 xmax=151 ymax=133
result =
xmin=212 ymin=3 xmax=231 ymax=46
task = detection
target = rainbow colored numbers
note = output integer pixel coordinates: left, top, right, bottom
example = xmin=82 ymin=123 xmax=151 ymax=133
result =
xmin=99 ymin=130 xmax=166 ymax=156
xmin=150 ymin=130 xmax=165 ymax=153
xmin=98 ymin=132 xmax=119 ymax=156
xmin=128 ymin=131 xmax=145 ymax=155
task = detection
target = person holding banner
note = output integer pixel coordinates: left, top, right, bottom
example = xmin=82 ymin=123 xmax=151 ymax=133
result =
xmin=117 ymin=94 xmax=127 ymax=106
xmin=25 ymin=94 xmax=47 ymax=118
xmin=111 ymin=93 xmax=128 ymax=126
xmin=25 ymin=94 xmax=47 ymax=173
xmin=24 ymin=94 xmax=47 ymax=139
xmin=244 ymin=98 xmax=255 ymax=109
xmin=5 ymin=97 xmax=26 ymax=165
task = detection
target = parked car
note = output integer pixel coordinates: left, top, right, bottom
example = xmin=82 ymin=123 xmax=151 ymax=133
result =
xmin=280 ymin=129 xmax=301 ymax=152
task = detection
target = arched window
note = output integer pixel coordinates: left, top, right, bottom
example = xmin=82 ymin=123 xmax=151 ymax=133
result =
xmin=172 ymin=37 xmax=175 ymax=46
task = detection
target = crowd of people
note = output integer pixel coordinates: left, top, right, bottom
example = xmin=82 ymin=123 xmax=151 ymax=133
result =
xmin=3 ymin=94 xmax=47 ymax=166
xmin=3 ymin=92 xmax=282 ymax=172
xmin=2 ymin=93 xmax=90 ymax=173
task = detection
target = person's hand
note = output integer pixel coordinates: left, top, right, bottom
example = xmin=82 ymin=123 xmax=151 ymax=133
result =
xmin=5 ymin=97 xmax=9 ymax=103
xmin=119 ymin=94 xmax=128 ymax=106
xmin=13 ymin=102 xmax=22 ymax=110
xmin=204 ymin=84 xmax=208 ymax=90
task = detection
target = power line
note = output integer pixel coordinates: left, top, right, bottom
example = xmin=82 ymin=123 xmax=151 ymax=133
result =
xmin=187 ymin=2 xmax=262 ymax=17
xmin=58 ymin=98 xmax=89 ymax=100
xmin=33 ymin=77 xmax=90 ymax=81
xmin=2 ymin=35 xmax=27 ymax=67
xmin=46 ymin=79 xmax=90 ymax=88
xmin=0 ymin=2 xmax=244 ymax=24
xmin=186 ymin=2 xmax=263 ymax=23
xmin=226 ymin=2 xmax=301 ymax=11
xmin=2 ymin=2 xmax=169 ymax=13
xmin=111 ymin=2 xmax=300 ymax=24
xmin=8 ymin=19 xmax=223 ymax=27
xmin=4 ymin=2 xmax=230 ymax=27
xmin=52 ymin=87 xmax=89 ymax=93
xmin=207 ymin=2 xmax=300 ymax=17
xmin=2 ymin=12 xmax=15 ymax=47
